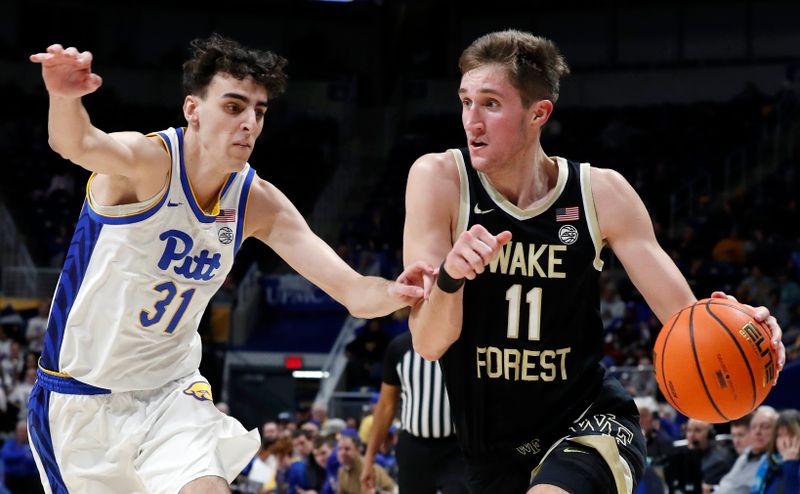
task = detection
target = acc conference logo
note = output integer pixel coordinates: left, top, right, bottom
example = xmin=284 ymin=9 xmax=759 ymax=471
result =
xmin=183 ymin=381 xmax=213 ymax=402
xmin=558 ymin=225 xmax=578 ymax=245
xmin=218 ymin=226 xmax=233 ymax=245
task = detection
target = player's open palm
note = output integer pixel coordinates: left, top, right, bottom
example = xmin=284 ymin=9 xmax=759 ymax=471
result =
xmin=30 ymin=44 xmax=103 ymax=98
xmin=446 ymin=224 xmax=512 ymax=280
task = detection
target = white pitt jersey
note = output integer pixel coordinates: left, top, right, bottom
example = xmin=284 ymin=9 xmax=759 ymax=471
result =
xmin=40 ymin=127 xmax=256 ymax=392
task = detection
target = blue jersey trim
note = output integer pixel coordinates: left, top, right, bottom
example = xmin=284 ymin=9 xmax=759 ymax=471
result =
xmin=28 ymin=383 xmax=69 ymax=493
xmin=41 ymin=202 xmax=103 ymax=372
xmin=36 ymin=367 xmax=111 ymax=395
xmin=177 ymin=127 xmax=218 ymax=224
xmin=84 ymin=131 xmax=172 ymax=225
xmin=235 ymin=167 xmax=256 ymax=256
xmin=221 ymin=172 xmax=237 ymax=199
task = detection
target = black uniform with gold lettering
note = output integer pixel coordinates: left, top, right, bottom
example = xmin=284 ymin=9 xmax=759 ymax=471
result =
xmin=439 ymin=149 xmax=646 ymax=493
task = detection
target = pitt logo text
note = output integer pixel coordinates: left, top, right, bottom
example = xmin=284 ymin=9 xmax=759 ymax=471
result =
xmin=158 ymin=230 xmax=222 ymax=281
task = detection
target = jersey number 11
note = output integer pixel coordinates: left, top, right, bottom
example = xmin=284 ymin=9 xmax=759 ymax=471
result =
xmin=505 ymin=285 xmax=542 ymax=341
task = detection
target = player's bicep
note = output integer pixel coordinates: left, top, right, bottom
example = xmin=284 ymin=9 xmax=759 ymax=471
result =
xmin=594 ymin=168 xmax=694 ymax=321
xmin=72 ymin=130 xmax=166 ymax=178
xmin=403 ymin=156 xmax=457 ymax=269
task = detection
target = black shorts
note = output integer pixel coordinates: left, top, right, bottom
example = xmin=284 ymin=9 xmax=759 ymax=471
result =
xmin=464 ymin=377 xmax=646 ymax=494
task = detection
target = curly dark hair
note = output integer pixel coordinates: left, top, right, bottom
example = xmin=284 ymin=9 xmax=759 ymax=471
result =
xmin=459 ymin=30 xmax=570 ymax=106
xmin=182 ymin=33 xmax=288 ymax=98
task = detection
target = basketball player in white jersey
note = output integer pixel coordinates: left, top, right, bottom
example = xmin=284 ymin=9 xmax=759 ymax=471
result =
xmin=402 ymin=30 xmax=786 ymax=493
xmin=28 ymin=35 xmax=433 ymax=494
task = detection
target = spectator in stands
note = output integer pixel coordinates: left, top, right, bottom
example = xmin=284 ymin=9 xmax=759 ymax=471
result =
xmin=666 ymin=419 xmax=735 ymax=493
xmin=740 ymin=264 xmax=779 ymax=308
xmin=344 ymin=319 xmax=389 ymax=390
xmin=336 ymin=433 xmax=395 ymax=494
xmin=24 ymin=301 xmax=49 ymax=354
xmin=730 ymin=414 xmax=753 ymax=457
xmin=751 ymin=409 xmax=800 ymax=494
xmin=286 ymin=429 xmax=323 ymax=494
xmin=0 ymin=342 xmax=23 ymax=389
xmin=634 ymin=396 xmax=674 ymax=466
xmin=301 ymin=420 xmax=321 ymax=441
xmin=262 ymin=436 xmax=295 ymax=494
xmin=687 ymin=419 xmax=735 ymax=486
xmin=600 ymin=281 xmax=627 ymax=330
xmin=715 ymin=406 xmax=778 ymax=494
xmin=0 ymin=421 xmax=42 ymax=493
xmin=311 ymin=401 xmax=329 ymax=430
xmin=8 ymin=368 xmax=35 ymax=422
xmin=310 ymin=436 xmax=336 ymax=494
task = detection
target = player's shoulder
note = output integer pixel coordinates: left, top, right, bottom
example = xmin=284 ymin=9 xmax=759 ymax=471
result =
xmin=588 ymin=165 xmax=632 ymax=197
xmin=408 ymin=150 xmax=460 ymax=187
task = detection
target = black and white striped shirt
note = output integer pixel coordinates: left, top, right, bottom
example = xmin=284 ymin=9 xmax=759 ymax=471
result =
xmin=383 ymin=331 xmax=454 ymax=439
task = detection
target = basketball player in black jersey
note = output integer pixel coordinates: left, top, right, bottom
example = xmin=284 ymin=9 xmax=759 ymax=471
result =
xmin=403 ymin=30 xmax=786 ymax=494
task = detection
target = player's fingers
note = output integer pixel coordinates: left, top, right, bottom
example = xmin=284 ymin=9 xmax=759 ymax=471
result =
xmin=451 ymin=256 xmax=476 ymax=280
xmin=495 ymin=230 xmax=513 ymax=245
xmin=29 ymin=53 xmax=50 ymax=63
xmin=87 ymin=73 xmax=103 ymax=89
xmin=422 ymin=271 xmax=434 ymax=300
xmin=46 ymin=44 xmax=64 ymax=54
xmin=64 ymin=46 xmax=80 ymax=57
xmin=468 ymin=223 xmax=489 ymax=237
xmin=77 ymin=50 xmax=93 ymax=65
xmin=394 ymin=283 xmax=424 ymax=299
xmin=710 ymin=291 xmax=737 ymax=302
xmin=461 ymin=249 xmax=484 ymax=276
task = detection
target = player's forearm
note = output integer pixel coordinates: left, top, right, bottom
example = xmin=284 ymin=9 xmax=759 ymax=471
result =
xmin=47 ymin=95 xmax=97 ymax=160
xmin=409 ymin=288 xmax=463 ymax=361
xmin=341 ymin=276 xmax=403 ymax=319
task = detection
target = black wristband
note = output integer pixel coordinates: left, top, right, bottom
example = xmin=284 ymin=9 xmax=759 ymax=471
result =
xmin=437 ymin=261 xmax=465 ymax=293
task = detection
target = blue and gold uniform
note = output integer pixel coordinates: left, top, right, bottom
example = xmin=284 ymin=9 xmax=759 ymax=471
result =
xmin=28 ymin=127 xmax=260 ymax=493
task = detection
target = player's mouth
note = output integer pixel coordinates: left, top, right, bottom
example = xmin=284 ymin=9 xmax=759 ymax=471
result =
xmin=469 ymin=139 xmax=487 ymax=151
xmin=233 ymin=141 xmax=252 ymax=149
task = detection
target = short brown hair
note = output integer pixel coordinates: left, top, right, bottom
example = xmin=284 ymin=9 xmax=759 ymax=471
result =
xmin=182 ymin=33 xmax=288 ymax=99
xmin=459 ymin=30 xmax=570 ymax=107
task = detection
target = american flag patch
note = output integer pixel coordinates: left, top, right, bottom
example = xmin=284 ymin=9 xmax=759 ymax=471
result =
xmin=556 ymin=206 xmax=580 ymax=222
xmin=216 ymin=209 xmax=236 ymax=223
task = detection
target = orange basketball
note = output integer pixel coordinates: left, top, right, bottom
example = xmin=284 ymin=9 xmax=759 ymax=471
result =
xmin=653 ymin=298 xmax=778 ymax=423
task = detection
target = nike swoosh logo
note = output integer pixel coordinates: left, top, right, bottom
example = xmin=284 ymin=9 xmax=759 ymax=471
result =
xmin=563 ymin=448 xmax=589 ymax=454
xmin=167 ymin=201 xmax=182 ymax=207
xmin=473 ymin=204 xmax=494 ymax=215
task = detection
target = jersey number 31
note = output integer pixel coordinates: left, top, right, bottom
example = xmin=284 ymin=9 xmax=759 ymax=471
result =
xmin=139 ymin=281 xmax=196 ymax=334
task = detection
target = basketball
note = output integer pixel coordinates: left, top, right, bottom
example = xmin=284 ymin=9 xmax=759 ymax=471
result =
xmin=653 ymin=298 xmax=778 ymax=423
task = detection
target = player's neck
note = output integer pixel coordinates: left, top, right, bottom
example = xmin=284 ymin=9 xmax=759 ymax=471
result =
xmin=484 ymin=143 xmax=557 ymax=210
xmin=182 ymin=129 xmax=232 ymax=213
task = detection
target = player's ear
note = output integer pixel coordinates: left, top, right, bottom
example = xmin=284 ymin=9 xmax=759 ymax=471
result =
xmin=530 ymin=99 xmax=553 ymax=127
xmin=183 ymin=95 xmax=199 ymax=126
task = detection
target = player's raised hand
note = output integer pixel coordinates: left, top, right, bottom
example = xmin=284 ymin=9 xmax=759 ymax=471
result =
xmin=711 ymin=291 xmax=785 ymax=384
xmin=445 ymin=224 xmax=512 ymax=280
xmin=30 ymin=44 xmax=103 ymax=98
xmin=389 ymin=261 xmax=436 ymax=305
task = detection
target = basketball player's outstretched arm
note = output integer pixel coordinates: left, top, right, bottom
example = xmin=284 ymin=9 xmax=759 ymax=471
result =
xmin=403 ymin=153 xmax=511 ymax=361
xmin=592 ymin=167 xmax=786 ymax=377
xmin=246 ymin=178 xmax=433 ymax=319
xmin=30 ymin=44 xmax=167 ymax=182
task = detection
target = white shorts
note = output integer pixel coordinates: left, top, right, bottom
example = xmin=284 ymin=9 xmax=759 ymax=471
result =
xmin=28 ymin=368 xmax=260 ymax=494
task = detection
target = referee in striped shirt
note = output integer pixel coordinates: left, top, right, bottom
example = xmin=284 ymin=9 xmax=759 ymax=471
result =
xmin=361 ymin=331 xmax=468 ymax=493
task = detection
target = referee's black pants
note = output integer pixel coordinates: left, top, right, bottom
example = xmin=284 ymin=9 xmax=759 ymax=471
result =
xmin=396 ymin=430 xmax=469 ymax=494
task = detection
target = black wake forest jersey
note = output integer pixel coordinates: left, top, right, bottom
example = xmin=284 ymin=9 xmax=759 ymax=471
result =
xmin=439 ymin=149 xmax=608 ymax=460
